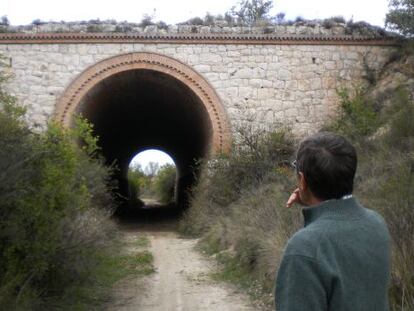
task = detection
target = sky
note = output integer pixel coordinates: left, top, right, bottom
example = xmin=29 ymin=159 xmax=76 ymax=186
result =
xmin=3 ymin=0 xmax=390 ymax=27
xmin=130 ymin=149 xmax=175 ymax=169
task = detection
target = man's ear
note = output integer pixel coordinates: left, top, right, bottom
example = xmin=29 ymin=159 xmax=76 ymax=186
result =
xmin=299 ymin=172 xmax=307 ymax=191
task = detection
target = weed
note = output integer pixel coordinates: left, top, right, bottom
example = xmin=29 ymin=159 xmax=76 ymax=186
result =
xmin=184 ymin=61 xmax=414 ymax=310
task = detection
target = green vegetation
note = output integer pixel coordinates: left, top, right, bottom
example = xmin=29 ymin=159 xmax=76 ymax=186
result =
xmin=229 ymin=0 xmax=274 ymax=26
xmin=128 ymin=162 xmax=176 ymax=204
xmin=0 ymin=55 xmax=154 ymax=310
xmin=154 ymin=164 xmax=177 ymax=204
xmin=182 ymin=52 xmax=414 ymax=309
xmin=180 ymin=126 xmax=298 ymax=307
xmin=324 ymin=84 xmax=414 ymax=310
xmin=386 ymin=0 xmax=414 ymax=37
xmin=128 ymin=163 xmax=148 ymax=202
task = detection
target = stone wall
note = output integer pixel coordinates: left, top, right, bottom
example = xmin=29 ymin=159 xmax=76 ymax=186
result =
xmin=2 ymin=20 xmax=392 ymax=38
xmin=0 ymin=42 xmax=394 ymax=137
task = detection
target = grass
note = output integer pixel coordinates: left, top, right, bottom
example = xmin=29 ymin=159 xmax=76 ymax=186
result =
xmin=182 ymin=48 xmax=414 ymax=310
xmin=43 ymin=234 xmax=155 ymax=310
xmin=203 ymin=244 xmax=274 ymax=310
xmin=131 ymin=235 xmax=151 ymax=248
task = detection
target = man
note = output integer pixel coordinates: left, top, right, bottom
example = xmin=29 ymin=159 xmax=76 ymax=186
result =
xmin=275 ymin=132 xmax=391 ymax=311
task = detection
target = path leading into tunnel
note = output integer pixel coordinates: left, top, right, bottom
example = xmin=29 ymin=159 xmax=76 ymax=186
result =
xmin=107 ymin=222 xmax=258 ymax=311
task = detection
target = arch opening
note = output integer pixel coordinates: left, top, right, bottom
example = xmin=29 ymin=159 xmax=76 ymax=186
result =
xmin=55 ymin=52 xmax=231 ymax=215
xmin=79 ymin=68 xmax=212 ymax=210
xmin=128 ymin=149 xmax=177 ymax=206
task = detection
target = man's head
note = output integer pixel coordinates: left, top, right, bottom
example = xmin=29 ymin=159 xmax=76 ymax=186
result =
xmin=295 ymin=132 xmax=357 ymax=202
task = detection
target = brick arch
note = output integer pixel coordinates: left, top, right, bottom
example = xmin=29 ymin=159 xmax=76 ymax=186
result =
xmin=55 ymin=52 xmax=231 ymax=153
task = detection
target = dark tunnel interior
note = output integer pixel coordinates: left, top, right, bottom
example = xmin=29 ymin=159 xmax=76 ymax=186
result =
xmin=77 ymin=69 xmax=213 ymax=213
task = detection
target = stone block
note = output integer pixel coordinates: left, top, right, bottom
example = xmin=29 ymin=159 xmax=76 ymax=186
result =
xmin=233 ymin=68 xmax=254 ymax=79
xmin=278 ymin=69 xmax=291 ymax=81
xmin=194 ymin=64 xmax=211 ymax=73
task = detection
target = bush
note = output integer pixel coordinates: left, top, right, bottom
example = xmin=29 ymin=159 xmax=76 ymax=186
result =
xmin=229 ymin=0 xmax=274 ymax=26
xmin=31 ymin=19 xmax=45 ymax=26
xmin=186 ymin=17 xmax=204 ymax=26
xmin=322 ymin=16 xmax=346 ymax=29
xmin=0 ymin=16 xmax=9 ymax=26
xmin=154 ymin=164 xmax=176 ymax=204
xmin=127 ymin=164 xmax=146 ymax=202
xmin=86 ymin=24 xmax=103 ymax=32
xmin=0 ymin=106 xmax=120 ymax=309
xmin=184 ymin=73 xmax=414 ymax=309
xmin=326 ymin=84 xmax=414 ymax=310
xmin=0 ymin=55 xmax=122 ymax=308
xmin=180 ymin=126 xmax=297 ymax=308
xmin=181 ymin=125 xmax=295 ymax=233
xmin=324 ymin=86 xmax=380 ymax=141
xmin=139 ymin=14 xmax=155 ymax=28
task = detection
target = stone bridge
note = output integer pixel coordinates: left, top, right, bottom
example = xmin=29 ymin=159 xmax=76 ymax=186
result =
xmin=0 ymin=31 xmax=397 ymax=206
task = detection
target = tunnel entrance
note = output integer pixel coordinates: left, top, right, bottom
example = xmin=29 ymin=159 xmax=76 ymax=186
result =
xmin=55 ymin=52 xmax=231 ymax=212
xmin=79 ymin=68 xmax=211 ymax=208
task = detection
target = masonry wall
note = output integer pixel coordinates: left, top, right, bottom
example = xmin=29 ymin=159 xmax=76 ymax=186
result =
xmin=0 ymin=43 xmax=393 ymax=136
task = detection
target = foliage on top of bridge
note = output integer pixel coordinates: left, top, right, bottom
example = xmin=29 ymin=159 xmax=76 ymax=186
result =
xmin=0 ymin=18 xmax=399 ymax=40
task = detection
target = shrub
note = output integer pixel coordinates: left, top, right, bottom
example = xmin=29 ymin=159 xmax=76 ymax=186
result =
xmin=0 ymin=108 xmax=120 ymax=309
xmin=86 ymin=24 xmax=103 ymax=33
xmin=184 ymin=77 xmax=414 ymax=310
xmin=326 ymin=85 xmax=414 ymax=310
xmin=154 ymin=164 xmax=176 ymax=204
xmin=0 ymin=56 xmax=122 ymax=308
xmin=0 ymin=16 xmax=9 ymax=26
xmin=127 ymin=164 xmax=146 ymax=202
xmin=324 ymin=86 xmax=380 ymax=142
xmin=157 ymin=21 xmax=168 ymax=30
xmin=204 ymin=12 xmax=215 ymax=26
xmin=229 ymin=0 xmax=274 ymax=26
xmin=272 ymin=12 xmax=286 ymax=24
xmin=31 ymin=19 xmax=45 ymax=26
xmin=139 ymin=14 xmax=155 ymax=28
xmin=180 ymin=125 xmax=295 ymax=234
xmin=180 ymin=126 xmax=297 ymax=308
xmin=322 ymin=16 xmax=346 ymax=29
xmin=186 ymin=17 xmax=204 ymax=26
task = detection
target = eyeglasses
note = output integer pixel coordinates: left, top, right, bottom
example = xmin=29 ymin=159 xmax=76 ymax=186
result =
xmin=291 ymin=160 xmax=298 ymax=171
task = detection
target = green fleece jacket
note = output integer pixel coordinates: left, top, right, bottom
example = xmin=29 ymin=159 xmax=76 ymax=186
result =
xmin=275 ymin=197 xmax=391 ymax=311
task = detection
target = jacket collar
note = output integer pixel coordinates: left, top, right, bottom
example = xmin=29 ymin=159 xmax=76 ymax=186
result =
xmin=302 ymin=197 xmax=364 ymax=226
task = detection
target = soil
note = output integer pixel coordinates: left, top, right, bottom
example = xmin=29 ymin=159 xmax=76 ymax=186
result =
xmin=107 ymin=213 xmax=258 ymax=311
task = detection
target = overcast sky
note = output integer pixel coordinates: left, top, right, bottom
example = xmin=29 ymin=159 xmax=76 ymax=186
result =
xmin=3 ymin=0 xmax=390 ymax=27
xmin=130 ymin=149 xmax=175 ymax=169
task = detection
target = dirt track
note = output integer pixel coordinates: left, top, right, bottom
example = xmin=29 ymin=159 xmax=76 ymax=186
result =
xmin=108 ymin=229 xmax=257 ymax=311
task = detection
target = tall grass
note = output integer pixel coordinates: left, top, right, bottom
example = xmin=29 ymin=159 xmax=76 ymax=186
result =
xmin=182 ymin=83 xmax=414 ymax=309
xmin=180 ymin=126 xmax=299 ymax=308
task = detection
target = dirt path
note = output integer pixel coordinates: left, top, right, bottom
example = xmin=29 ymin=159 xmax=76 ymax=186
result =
xmin=109 ymin=230 xmax=258 ymax=311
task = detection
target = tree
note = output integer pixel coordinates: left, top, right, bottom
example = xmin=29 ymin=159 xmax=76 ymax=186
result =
xmin=386 ymin=0 xmax=414 ymax=37
xmin=139 ymin=14 xmax=155 ymax=27
xmin=154 ymin=164 xmax=176 ymax=204
xmin=128 ymin=164 xmax=146 ymax=199
xmin=144 ymin=161 xmax=160 ymax=177
xmin=0 ymin=16 xmax=9 ymax=26
xmin=230 ymin=0 xmax=273 ymax=26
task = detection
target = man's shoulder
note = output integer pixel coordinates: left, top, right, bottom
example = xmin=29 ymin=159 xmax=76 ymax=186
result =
xmin=359 ymin=205 xmax=391 ymax=240
xmin=284 ymin=202 xmax=390 ymax=259
xmin=283 ymin=226 xmax=324 ymax=259
xmin=363 ymin=206 xmax=388 ymax=226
